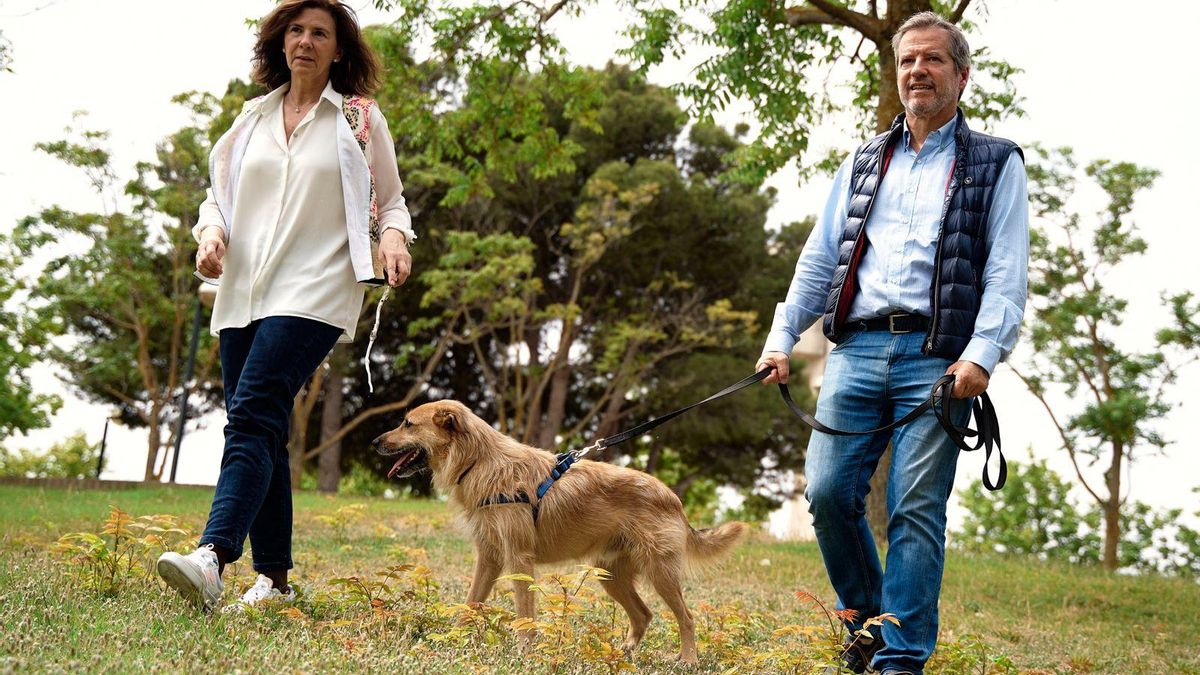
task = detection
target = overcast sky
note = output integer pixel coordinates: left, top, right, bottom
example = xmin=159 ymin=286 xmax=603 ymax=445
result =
xmin=1 ymin=0 xmax=1197 ymax=528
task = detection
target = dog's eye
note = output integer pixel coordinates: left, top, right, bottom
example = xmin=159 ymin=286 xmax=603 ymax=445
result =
xmin=402 ymin=418 xmax=413 ymax=428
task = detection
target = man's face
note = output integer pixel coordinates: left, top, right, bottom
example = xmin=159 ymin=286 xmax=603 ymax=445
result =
xmin=897 ymin=27 xmax=968 ymax=120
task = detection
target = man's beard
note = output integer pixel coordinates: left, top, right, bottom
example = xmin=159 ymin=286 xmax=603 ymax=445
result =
xmin=902 ymin=85 xmax=956 ymax=118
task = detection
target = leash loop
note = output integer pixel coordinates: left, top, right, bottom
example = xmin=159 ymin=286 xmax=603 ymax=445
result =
xmin=778 ymin=371 xmax=1005 ymax=490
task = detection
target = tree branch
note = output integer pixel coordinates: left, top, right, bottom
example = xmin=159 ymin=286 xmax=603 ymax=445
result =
xmin=1009 ymin=365 xmax=1104 ymax=505
xmin=948 ymin=0 xmax=972 ymax=24
xmin=787 ymin=0 xmax=882 ymax=40
xmin=302 ymin=328 xmax=455 ymax=461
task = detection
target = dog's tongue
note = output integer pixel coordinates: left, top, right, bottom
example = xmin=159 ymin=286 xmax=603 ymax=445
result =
xmin=387 ymin=451 xmax=414 ymax=479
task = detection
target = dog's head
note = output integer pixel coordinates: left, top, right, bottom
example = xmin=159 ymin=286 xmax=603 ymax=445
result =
xmin=371 ymin=400 xmax=477 ymax=481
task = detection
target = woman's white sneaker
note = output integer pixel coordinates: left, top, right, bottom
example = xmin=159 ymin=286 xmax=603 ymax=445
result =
xmin=222 ymin=574 xmax=296 ymax=613
xmin=157 ymin=544 xmax=224 ymax=611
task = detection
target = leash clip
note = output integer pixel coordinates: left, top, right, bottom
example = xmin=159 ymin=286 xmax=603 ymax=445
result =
xmin=572 ymin=439 xmax=604 ymax=460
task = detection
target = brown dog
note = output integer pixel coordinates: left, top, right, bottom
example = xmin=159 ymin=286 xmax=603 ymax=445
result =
xmin=371 ymin=400 xmax=749 ymax=663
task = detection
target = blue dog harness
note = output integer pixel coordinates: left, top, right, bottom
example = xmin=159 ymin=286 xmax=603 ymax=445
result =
xmin=477 ymin=452 xmax=578 ymax=523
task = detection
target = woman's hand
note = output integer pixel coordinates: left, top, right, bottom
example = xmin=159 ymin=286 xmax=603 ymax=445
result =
xmin=196 ymin=227 xmax=226 ymax=279
xmin=378 ymin=228 xmax=412 ymax=288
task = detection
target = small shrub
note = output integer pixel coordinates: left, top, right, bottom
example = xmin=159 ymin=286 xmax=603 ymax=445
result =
xmin=51 ymin=505 xmax=194 ymax=595
xmin=315 ymin=503 xmax=367 ymax=543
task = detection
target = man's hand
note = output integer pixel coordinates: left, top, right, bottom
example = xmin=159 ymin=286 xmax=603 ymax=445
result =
xmin=379 ymin=229 xmax=412 ymax=288
xmin=945 ymin=360 xmax=989 ymax=398
xmin=756 ymin=351 xmax=790 ymax=385
xmin=196 ymin=227 xmax=226 ymax=279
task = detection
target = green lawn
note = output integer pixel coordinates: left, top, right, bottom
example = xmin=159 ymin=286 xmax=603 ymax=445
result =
xmin=0 ymin=484 xmax=1196 ymax=674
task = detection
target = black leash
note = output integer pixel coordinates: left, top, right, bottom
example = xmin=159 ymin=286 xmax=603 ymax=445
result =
xmin=777 ymin=373 xmax=1005 ymax=490
xmin=573 ymin=367 xmax=1006 ymax=491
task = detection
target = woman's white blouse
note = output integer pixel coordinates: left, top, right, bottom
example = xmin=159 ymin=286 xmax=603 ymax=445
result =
xmin=209 ymin=90 xmax=391 ymax=342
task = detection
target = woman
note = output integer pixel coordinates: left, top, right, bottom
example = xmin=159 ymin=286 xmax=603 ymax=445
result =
xmin=156 ymin=0 xmax=414 ymax=612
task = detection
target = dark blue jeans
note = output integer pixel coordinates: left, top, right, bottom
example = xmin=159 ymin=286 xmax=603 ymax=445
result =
xmin=199 ymin=316 xmax=341 ymax=572
xmin=804 ymin=331 xmax=971 ymax=675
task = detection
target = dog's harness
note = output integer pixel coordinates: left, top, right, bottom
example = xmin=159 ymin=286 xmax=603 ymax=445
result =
xmin=476 ymin=452 xmax=579 ymax=523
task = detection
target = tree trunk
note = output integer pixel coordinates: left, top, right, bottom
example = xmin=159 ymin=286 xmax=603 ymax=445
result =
xmin=288 ymin=394 xmax=308 ymax=489
xmin=317 ymin=344 xmax=348 ymax=493
xmin=865 ymin=446 xmax=891 ymax=547
xmin=287 ymin=364 xmax=326 ymax=490
xmin=144 ymin=415 xmax=161 ymax=481
xmin=1102 ymin=442 xmax=1124 ymax=571
xmin=537 ymin=366 xmax=571 ymax=450
xmin=876 ymin=45 xmax=901 ymax=132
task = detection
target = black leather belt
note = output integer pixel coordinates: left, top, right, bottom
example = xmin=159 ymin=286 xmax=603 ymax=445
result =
xmin=848 ymin=312 xmax=930 ymax=334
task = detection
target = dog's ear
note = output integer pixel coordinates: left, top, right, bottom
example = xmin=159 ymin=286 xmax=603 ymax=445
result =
xmin=433 ymin=409 xmax=458 ymax=433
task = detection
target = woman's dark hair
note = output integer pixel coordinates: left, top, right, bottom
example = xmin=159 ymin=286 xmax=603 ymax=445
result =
xmin=250 ymin=0 xmax=381 ymax=96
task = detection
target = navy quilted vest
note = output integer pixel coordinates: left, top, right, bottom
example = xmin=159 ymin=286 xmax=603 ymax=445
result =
xmin=821 ymin=110 xmax=1022 ymax=360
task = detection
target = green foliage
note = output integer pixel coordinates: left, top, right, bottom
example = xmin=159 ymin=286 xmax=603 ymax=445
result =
xmin=0 ymin=432 xmax=101 ymax=480
xmin=347 ymin=56 xmax=811 ymax=502
xmin=621 ymin=0 xmax=1025 ymax=180
xmin=1019 ymin=145 xmax=1200 ymax=570
xmin=957 ymin=458 xmax=1100 ymax=563
xmin=957 ymin=460 xmax=1200 ymax=580
xmin=0 ymin=233 xmax=60 ymax=442
xmin=13 ymin=103 xmax=224 ymax=480
xmin=51 ymin=505 xmax=194 ymax=595
xmin=315 ymin=503 xmax=368 ymax=544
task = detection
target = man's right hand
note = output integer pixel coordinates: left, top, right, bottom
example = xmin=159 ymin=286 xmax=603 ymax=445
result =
xmin=756 ymin=351 xmax=790 ymax=384
xmin=196 ymin=227 xmax=226 ymax=279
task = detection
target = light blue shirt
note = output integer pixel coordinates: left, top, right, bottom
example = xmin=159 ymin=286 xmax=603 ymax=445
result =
xmin=763 ymin=116 xmax=1029 ymax=374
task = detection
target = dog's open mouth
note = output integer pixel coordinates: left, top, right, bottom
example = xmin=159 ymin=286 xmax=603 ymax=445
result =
xmin=386 ymin=447 xmax=427 ymax=479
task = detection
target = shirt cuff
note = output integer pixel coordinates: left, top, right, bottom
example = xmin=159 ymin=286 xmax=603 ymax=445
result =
xmin=381 ymin=222 xmax=416 ymax=245
xmin=959 ymin=339 xmax=1002 ymax=376
xmin=762 ymin=331 xmax=799 ymax=359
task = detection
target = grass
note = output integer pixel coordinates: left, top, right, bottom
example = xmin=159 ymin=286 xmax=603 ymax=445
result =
xmin=0 ymin=484 xmax=1197 ymax=674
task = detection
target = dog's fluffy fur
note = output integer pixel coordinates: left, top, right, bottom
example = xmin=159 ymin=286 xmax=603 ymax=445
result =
xmin=372 ymin=400 xmax=749 ymax=663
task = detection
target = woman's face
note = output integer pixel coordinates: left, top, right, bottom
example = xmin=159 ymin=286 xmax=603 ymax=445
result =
xmin=283 ymin=7 xmax=340 ymax=82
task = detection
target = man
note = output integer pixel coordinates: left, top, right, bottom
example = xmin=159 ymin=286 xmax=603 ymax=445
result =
xmin=756 ymin=12 xmax=1027 ymax=675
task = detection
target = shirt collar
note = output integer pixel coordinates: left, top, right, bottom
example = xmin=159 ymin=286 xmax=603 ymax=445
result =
xmin=902 ymin=114 xmax=959 ymax=153
xmin=259 ymin=80 xmax=343 ymax=112
xmin=319 ymin=80 xmax=343 ymax=109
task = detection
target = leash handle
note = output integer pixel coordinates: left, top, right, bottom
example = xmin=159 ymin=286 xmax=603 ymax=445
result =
xmin=779 ymin=373 xmax=1006 ymax=490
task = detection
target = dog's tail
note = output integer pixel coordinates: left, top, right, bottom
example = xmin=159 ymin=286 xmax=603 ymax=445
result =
xmin=685 ymin=522 xmax=750 ymax=563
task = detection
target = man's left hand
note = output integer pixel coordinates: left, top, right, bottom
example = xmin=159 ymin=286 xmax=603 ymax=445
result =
xmin=378 ymin=229 xmax=412 ymax=288
xmin=945 ymin=360 xmax=989 ymax=399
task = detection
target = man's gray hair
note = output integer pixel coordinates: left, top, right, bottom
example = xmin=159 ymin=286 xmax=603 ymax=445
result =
xmin=891 ymin=11 xmax=971 ymax=73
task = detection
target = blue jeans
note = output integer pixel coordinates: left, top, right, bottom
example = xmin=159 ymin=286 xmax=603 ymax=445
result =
xmin=804 ymin=330 xmax=969 ymax=674
xmin=199 ymin=316 xmax=341 ymax=572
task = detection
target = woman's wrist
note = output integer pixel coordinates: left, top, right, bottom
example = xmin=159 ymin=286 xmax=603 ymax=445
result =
xmin=381 ymin=227 xmax=410 ymax=247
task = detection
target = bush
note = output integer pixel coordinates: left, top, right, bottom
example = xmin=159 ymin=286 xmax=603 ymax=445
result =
xmin=957 ymin=458 xmax=1200 ymax=579
xmin=0 ymin=431 xmax=101 ymax=479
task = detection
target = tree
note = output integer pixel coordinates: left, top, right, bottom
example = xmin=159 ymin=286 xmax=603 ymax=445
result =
xmin=364 ymin=0 xmax=1026 ymax=535
xmin=273 ymin=40 xmax=812 ymax=505
xmin=13 ymin=101 xmax=224 ymax=481
xmin=0 ymin=234 xmax=60 ymax=443
xmin=622 ymin=0 xmax=1022 ymax=181
xmin=1014 ymin=145 xmax=1200 ymax=572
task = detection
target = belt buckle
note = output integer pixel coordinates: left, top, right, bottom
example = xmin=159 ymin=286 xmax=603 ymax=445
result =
xmin=888 ymin=313 xmax=911 ymax=334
